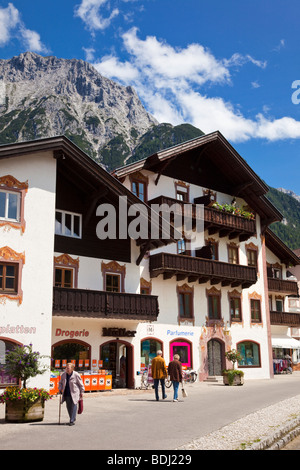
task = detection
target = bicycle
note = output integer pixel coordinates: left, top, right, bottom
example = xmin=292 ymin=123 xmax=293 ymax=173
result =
xmin=182 ymin=369 xmax=197 ymax=383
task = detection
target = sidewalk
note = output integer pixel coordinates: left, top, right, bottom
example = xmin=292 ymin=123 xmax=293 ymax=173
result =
xmin=1 ymin=373 xmax=300 ymax=450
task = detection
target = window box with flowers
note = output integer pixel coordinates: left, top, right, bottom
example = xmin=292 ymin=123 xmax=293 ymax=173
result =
xmin=212 ymin=202 xmax=255 ymax=220
xmin=0 ymin=344 xmax=51 ymax=422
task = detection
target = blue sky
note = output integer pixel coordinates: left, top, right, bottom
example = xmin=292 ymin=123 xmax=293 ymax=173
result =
xmin=1 ymin=0 xmax=300 ymax=195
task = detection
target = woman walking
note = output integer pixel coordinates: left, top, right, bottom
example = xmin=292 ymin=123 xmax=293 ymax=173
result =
xmin=59 ymin=363 xmax=85 ymax=425
xmin=168 ymin=354 xmax=183 ymax=402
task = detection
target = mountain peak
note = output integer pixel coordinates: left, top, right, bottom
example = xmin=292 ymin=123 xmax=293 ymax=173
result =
xmin=0 ymin=52 xmax=158 ymax=167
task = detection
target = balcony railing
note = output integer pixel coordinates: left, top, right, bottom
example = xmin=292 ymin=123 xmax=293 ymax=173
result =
xmin=149 ymin=252 xmax=257 ymax=288
xmin=148 ymin=195 xmax=256 ymax=241
xmin=53 ymin=287 xmax=159 ymax=321
xmin=268 ymin=278 xmax=299 ymax=295
xmin=270 ymin=311 xmax=300 ymax=327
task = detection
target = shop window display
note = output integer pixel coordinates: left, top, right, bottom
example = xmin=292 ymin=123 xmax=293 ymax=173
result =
xmin=52 ymin=342 xmax=90 ymax=371
xmin=237 ymin=341 xmax=260 ymax=367
xmin=0 ymin=339 xmax=18 ymax=387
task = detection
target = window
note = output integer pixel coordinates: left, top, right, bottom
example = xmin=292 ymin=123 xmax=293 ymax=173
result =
xmin=132 ymin=181 xmax=146 ymax=202
xmin=0 ymin=340 xmax=19 ymax=388
xmin=275 ymin=299 xmax=283 ymax=312
xmin=55 ymin=210 xmax=82 ymax=238
xmin=0 ymin=190 xmax=20 ymax=221
xmin=55 ymin=268 xmax=73 ymax=288
xmin=228 ymin=245 xmax=239 ymax=264
xmin=101 ymin=260 xmax=126 ymax=292
xmin=208 ymin=295 xmax=221 ymax=319
xmin=206 ymin=240 xmax=218 ymax=260
xmin=230 ymin=296 xmax=242 ymax=322
xmin=141 ymin=339 xmax=162 ymax=370
xmin=177 ymin=284 xmax=194 ymax=324
xmin=247 ymin=249 xmax=257 ymax=268
xmin=179 ymin=293 xmax=192 ymax=318
xmin=177 ymin=238 xmax=186 ymax=254
xmin=106 ymin=273 xmax=120 ymax=292
xmin=175 ymin=181 xmax=189 ymax=202
xmin=237 ymin=341 xmax=261 ymax=367
xmin=250 ymin=299 xmax=261 ymax=322
xmin=0 ymin=263 xmax=17 ymax=293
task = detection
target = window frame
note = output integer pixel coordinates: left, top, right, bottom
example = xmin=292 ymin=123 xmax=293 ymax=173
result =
xmin=0 ymin=246 xmax=25 ymax=305
xmin=229 ymin=291 xmax=242 ymax=323
xmin=55 ymin=209 xmax=82 ymax=239
xmin=250 ymin=298 xmax=262 ymax=323
xmin=0 ymin=262 xmax=18 ymax=294
xmin=237 ymin=341 xmax=261 ymax=368
xmin=177 ymin=284 xmax=194 ymax=325
xmin=0 ymin=175 xmax=28 ymax=233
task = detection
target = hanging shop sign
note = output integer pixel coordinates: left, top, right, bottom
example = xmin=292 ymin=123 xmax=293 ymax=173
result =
xmin=102 ymin=327 xmax=136 ymax=337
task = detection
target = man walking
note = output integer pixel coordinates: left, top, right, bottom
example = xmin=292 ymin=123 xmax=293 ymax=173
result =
xmin=151 ymin=350 xmax=168 ymax=401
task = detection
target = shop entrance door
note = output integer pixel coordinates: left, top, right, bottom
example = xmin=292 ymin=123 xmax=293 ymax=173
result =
xmin=207 ymin=339 xmax=223 ymax=376
xmin=101 ymin=341 xmax=133 ymax=389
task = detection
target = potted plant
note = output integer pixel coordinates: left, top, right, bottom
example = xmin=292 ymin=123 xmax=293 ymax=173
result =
xmin=0 ymin=343 xmax=51 ymax=422
xmin=223 ymin=349 xmax=244 ymax=386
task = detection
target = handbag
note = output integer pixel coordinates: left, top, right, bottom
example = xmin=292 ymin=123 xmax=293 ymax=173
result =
xmin=78 ymin=398 xmax=83 ymax=414
xmin=181 ymin=385 xmax=188 ymax=398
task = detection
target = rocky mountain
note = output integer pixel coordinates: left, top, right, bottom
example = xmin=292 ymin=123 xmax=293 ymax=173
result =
xmin=277 ymin=187 xmax=300 ymax=204
xmin=0 ymin=51 xmax=158 ymax=167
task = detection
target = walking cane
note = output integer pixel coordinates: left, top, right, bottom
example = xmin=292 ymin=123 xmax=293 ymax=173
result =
xmin=58 ymin=393 xmax=62 ymax=425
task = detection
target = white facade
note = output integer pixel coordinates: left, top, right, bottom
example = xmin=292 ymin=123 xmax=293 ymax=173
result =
xmin=0 ymin=152 xmax=56 ymax=389
xmin=1 ymin=135 xmax=299 ymax=391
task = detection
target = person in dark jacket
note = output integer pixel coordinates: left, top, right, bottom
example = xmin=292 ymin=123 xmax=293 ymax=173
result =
xmin=168 ymin=354 xmax=183 ymax=402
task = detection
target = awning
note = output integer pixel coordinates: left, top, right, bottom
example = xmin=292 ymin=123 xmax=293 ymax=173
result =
xmin=271 ymin=335 xmax=300 ymax=349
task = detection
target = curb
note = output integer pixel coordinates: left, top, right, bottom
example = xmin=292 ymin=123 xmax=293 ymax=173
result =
xmin=248 ymin=416 xmax=300 ymax=450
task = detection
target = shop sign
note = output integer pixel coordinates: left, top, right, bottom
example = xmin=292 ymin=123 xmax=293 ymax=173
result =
xmin=102 ymin=327 xmax=136 ymax=337
xmin=0 ymin=324 xmax=36 ymax=335
xmin=166 ymin=329 xmax=194 ymax=337
xmin=55 ymin=328 xmax=89 ymax=338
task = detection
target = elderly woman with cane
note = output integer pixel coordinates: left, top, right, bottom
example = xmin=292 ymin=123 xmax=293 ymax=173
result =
xmin=58 ymin=363 xmax=85 ymax=425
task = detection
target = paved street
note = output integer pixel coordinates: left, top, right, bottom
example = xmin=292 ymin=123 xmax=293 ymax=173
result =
xmin=1 ymin=373 xmax=300 ymax=451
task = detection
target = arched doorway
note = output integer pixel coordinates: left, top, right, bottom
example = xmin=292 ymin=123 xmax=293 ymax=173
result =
xmin=100 ymin=340 xmax=134 ymax=389
xmin=207 ymin=339 xmax=224 ymax=376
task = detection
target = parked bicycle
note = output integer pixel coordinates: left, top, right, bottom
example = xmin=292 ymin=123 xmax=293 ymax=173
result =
xmin=165 ymin=368 xmax=197 ymax=388
xmin=183 ymin=369 xmax=197 ymax=383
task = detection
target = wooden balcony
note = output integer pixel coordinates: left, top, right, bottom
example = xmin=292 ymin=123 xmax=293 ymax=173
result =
xmin=270 ymin=311 xmax=300 ymax=327
xmin=149 ymin=252 xmax=257 ymax=288
xmin=53 ymin=287 xmax=159 ymax=321
xmin=148 ymin=195 xmax=256 ymax=242
xmin=268 ymin=278 xmax=299 ymax=295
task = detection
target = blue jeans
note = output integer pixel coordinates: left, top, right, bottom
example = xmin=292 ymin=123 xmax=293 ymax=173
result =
xmin=172 ymin=381 xmax=180 ymax=400
xmin=154 ymin=379 xmax=166 ymax=401
xmin=65 ymin=396 xmax=77 ymax=423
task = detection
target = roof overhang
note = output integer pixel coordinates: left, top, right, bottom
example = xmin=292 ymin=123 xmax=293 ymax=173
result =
xmin=0 ymin=136 xmax=179 ymax=260
xmin=265 ymin=228 xmax=300 ymax=267
xmin=112 ymin=131 xmax=282 ymax=229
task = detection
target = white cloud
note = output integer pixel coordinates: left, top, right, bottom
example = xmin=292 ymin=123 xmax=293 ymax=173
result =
xmin=75 ymin=0 xmax=119 ymax=32
xmin=0 ymin=2 xmax=48 ymax=53
xmin=0 ymin=3 xmax=20 ymax=45
xmin=20 ymin=27 xmax=48 ymax=53
xmin=93 ymin=28 xmax=300 ymax=142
